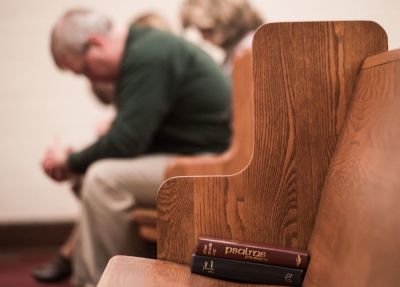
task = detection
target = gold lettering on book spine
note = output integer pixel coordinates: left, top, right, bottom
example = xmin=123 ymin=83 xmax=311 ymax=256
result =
xmin=296 ymin=254 xmax=301 ymax=267
xmin=202 ymin=259 xmax=215 ymax=274
xmin=284 ymin=273 xmax=294 ymax=283
xmin=225 ymin=246 xmax=268 ymax=261
xmin=203 ymin=243 xmax=216 ymax=255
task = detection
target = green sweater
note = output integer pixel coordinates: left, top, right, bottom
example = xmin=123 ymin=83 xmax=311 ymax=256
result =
xmin=68 ymin=26 xmax=231 ymax=174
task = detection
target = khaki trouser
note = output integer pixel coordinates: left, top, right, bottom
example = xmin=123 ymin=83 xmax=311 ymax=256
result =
xmin=72 ymin=154 xmax=176 ymax=287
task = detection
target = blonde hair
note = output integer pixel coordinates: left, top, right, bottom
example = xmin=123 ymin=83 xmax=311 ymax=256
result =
xmin=131 ymin=12 xmax=172 ymax=32
xmin=50 ymin=8 xmax=112 ymax=67
xmin=181 ymin=0 xmax=263 ymax=49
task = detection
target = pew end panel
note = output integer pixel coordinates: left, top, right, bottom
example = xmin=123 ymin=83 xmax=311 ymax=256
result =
xmin=157 ymin=21 xmax=388 ymax=265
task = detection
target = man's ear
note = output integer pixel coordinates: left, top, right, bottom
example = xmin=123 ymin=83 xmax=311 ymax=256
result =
xmin=87 ymin=34 xmax=105 ymax=47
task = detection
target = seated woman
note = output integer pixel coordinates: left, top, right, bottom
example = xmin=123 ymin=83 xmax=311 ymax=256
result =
xmin=181 ymin=0 xmax=264 ymax=75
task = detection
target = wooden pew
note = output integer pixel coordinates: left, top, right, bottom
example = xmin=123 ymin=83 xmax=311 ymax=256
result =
xmin=98 ymin=48 xmax=400 ymax=287
xmin=157 ymin=21 xmax=388 ymax=265
xmin=304 ymin=49 xmax=400 ymax=287
xmin=98 ymin=21 xmax=389 ymax=286
xmin=131 ymin=49 xmax=255 ymax=241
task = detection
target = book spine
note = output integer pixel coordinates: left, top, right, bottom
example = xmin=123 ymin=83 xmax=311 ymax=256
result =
xmin=191 ymin=254 xmax=303 ymax=286
xmin=196 ymin=237 xmax=309 ymax=269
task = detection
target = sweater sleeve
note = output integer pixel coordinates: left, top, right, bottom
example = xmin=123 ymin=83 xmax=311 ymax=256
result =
xmin=68 ymin=62 xmax=173 ymax=174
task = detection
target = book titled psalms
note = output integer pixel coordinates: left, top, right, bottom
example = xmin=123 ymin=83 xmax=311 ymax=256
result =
xmin=196 ymin=236 xmax=310 ymax=269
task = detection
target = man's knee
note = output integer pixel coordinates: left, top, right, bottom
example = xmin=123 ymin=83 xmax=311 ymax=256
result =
xmin=81 ymin=160 xmax=116 ymax=203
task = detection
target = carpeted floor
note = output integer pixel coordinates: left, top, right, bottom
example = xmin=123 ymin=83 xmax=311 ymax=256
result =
xmin=0 ymin=248 xmax=73 ymax=287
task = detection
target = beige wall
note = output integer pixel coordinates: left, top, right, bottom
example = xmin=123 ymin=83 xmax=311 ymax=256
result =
xmin=0 ymin=0 xmax=398 ymax=224
xmin=0 ymin=0 xmax=183 ymax=224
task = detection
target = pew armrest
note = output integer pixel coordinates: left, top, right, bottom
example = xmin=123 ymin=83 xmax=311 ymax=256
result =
xmin=98 ymin=256 xmax=276 ymax=287
xmin=131 ymin=208 xmax=157 ymax=226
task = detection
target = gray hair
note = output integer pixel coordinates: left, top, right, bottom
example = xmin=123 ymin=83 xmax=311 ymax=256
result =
xmin=181 ymin=0 xmax=263 ymax=50
xmin=51 ymin=8 xmax=112 ymax=66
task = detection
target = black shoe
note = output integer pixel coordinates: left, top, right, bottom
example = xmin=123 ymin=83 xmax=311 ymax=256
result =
xmin=32 ymin=253 xmax=72 ymax=282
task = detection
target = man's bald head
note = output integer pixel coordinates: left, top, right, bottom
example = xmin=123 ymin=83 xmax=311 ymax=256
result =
xmin=50 ymin=9 xmax=112 ymax=68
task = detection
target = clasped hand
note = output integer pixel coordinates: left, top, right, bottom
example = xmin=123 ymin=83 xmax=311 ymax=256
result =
xmin=41 ymin=141 xmax=74 ymax=182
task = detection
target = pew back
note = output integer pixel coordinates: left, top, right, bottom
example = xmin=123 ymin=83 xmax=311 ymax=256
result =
xmin=304 ymin=49 xmax=400 ymax=287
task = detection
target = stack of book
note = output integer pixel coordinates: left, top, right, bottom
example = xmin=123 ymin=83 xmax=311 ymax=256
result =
xmin=191 ymin=237 xmax=309 ymax=286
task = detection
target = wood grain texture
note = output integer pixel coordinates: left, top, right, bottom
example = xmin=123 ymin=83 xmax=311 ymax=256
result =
xmin=98 ymin=256 xmax=281 ymax=287
xmin=157 ymin=22 xmax=388 ymax=265
xmin=158 ymin=177 xmax=196 ymax=258
xmin=304 ymin=49 xmax=400 ymax=287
